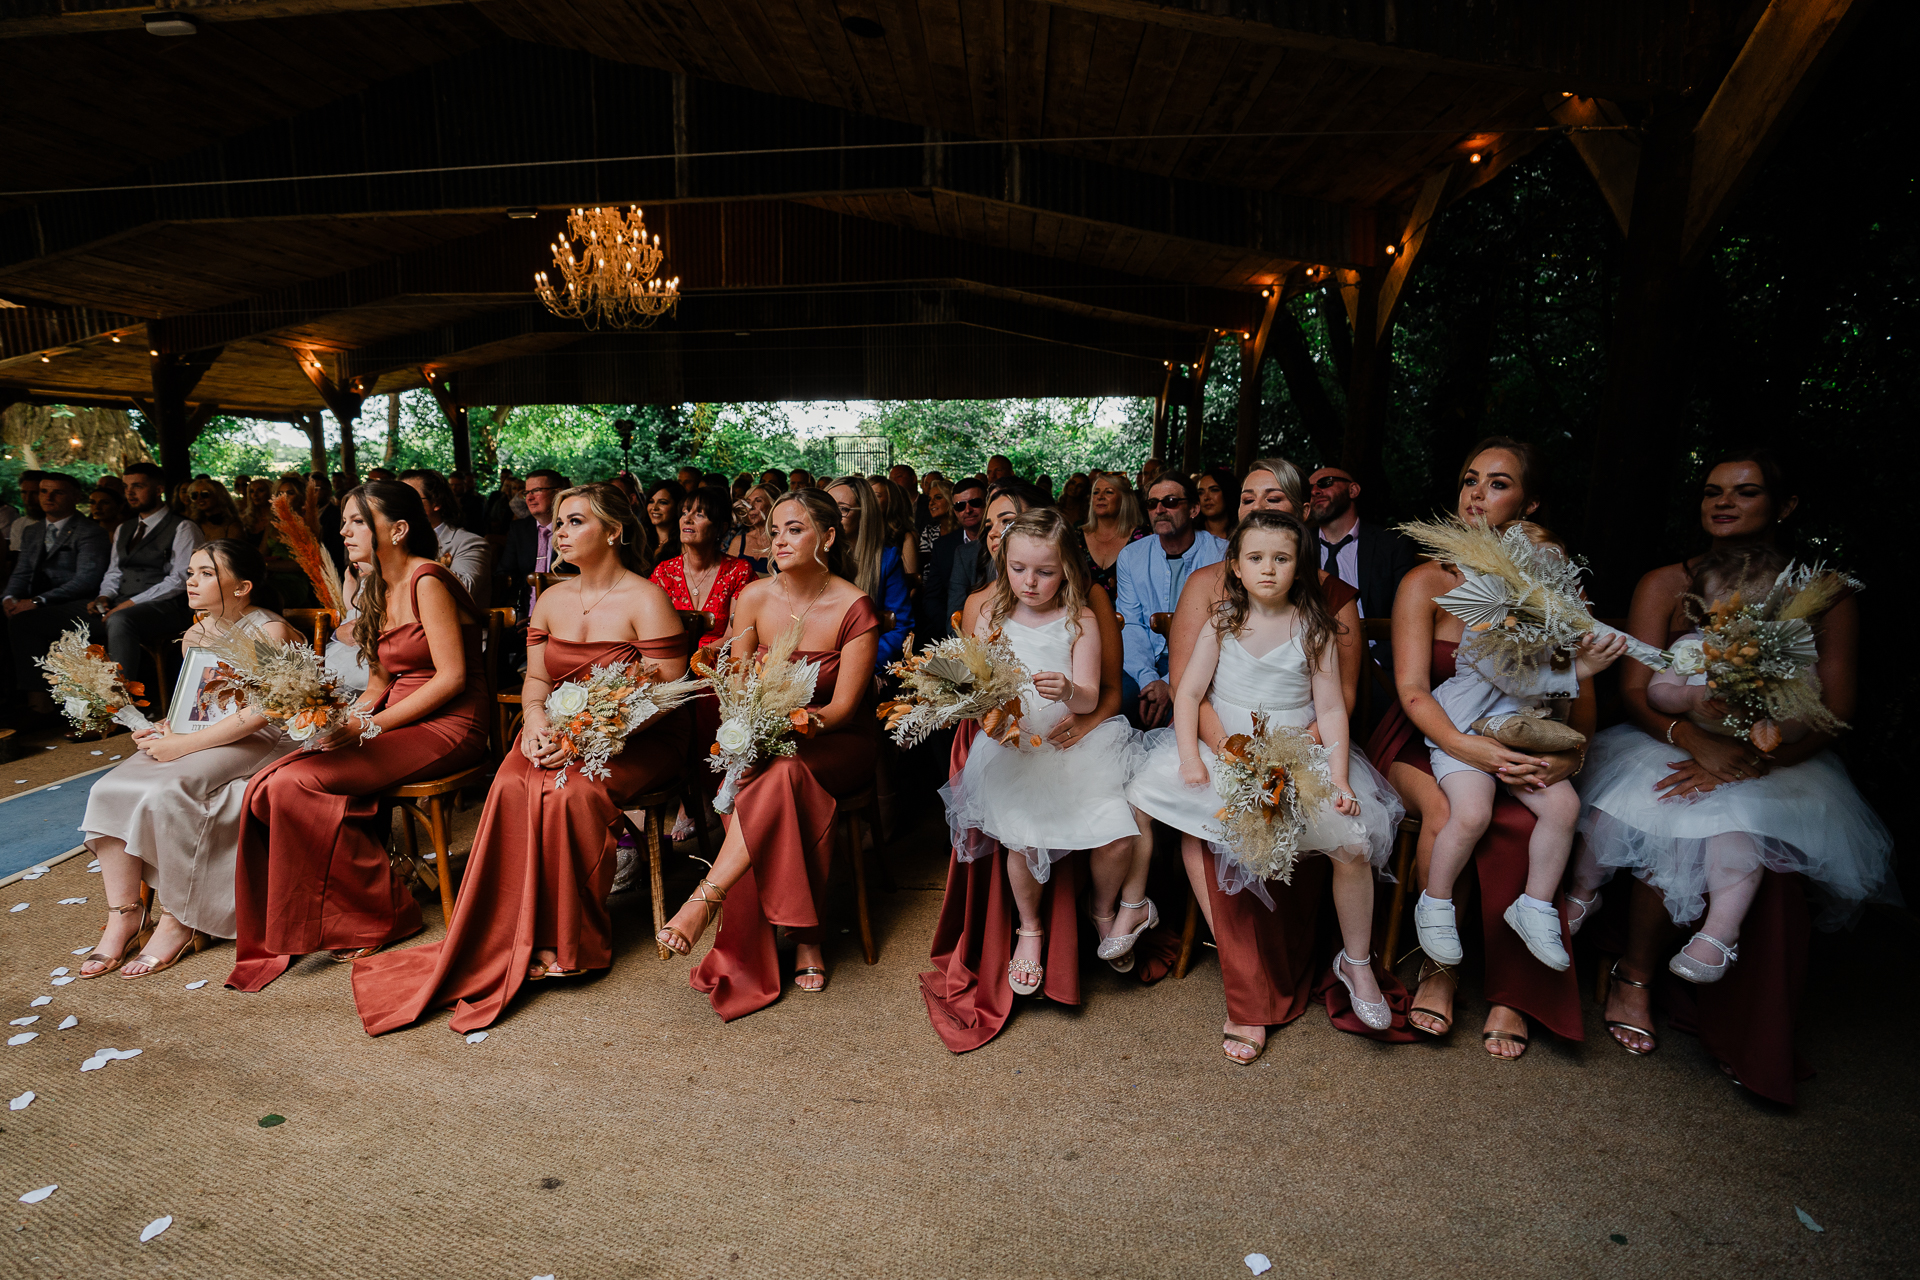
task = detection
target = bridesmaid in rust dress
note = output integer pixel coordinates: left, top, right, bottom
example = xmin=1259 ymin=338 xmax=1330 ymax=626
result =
xmin=226 ymin=480 xmax=489 ymax=992
xmin=1161 ymin=459 xmax=1401 ymax=1063
xmin=1368 ymin=438 xmax=1589 ymax=1059
xmin=655 ymin=488 xmax=881 ymax=1019
xmin=352 ymin=484 xmax=694 ymax=1033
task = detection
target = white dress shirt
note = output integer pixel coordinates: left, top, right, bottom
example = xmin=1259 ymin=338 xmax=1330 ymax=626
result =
xmin=1317 ymin=520 xmax=1364 ymax=617
xmin=98 ymin=507 xmax=206 ymax=604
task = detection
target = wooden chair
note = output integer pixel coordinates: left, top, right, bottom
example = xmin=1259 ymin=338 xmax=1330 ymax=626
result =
xmin=1357 ymin=617 xmax=1423 ymax=963
xmin=834 ymin=783 xmax=884 ymax=964
xmin=281 ymin=607 xmax=336 ymax=649
xmin=384 ymin=607 xmax=507 ymax=922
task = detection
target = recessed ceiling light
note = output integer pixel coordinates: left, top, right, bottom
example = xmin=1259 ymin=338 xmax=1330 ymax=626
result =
xmin=842 ymin=16 xmax=885 ymax=39
xmin=143 ymin=13 xmax=197 ymax=36
xmin=506 ymin=207 xmax=538 ymax=220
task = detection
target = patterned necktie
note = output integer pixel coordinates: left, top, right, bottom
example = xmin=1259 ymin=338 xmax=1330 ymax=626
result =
xmin=535 ymin=522 xmax=552 ymax=573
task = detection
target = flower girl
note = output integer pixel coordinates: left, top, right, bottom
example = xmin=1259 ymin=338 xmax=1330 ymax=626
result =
xmin=1128 ymin=512 xmax=1402 ymax=1044
xmin=940 ymin=508 xmax=1142 ymax=997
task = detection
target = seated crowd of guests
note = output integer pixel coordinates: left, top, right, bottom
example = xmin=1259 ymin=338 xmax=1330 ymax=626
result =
xmin=3 ymin=441 xmax=1894 ymax=1107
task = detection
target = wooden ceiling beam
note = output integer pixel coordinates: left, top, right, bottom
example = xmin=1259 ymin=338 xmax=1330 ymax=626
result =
xmin=0 ymin=0 xmax=489 ymax=40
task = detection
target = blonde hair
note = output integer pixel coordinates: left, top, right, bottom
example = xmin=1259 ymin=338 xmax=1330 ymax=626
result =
xmin=989 ymin=508 xmax=1091 ymax=642
xmin=924 ymin=474 xmax=956 ymax=537
xmin=1081 ymin=471 xmax=1143 ymax=536
xmin=554 ymin=482 xmax=654 ymax=577
xmin=1243 ymin=457 xmax=1306 ymax=515
xmin=771 ymin=488 xmax=853 ymax=582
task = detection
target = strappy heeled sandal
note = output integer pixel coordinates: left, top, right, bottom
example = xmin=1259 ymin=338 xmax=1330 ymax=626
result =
xmin=1668 ymin=932 xmax=1737 ymax=984
xmin=1604 ymin=960 xmax=1659 ymax=1055
xmin=1401 ymin=953 xmax=1455 ymax=1038
xmin=1482 ymin=1027 xmax=1530 ymax=1061
xmin=656 ymin=877 xmax=726 ymax=959
xmin=793 ymin=965 xmax=827 ymax=993
xmin=1222 ymin=1030 xmax=1266 ymax=1064
xmin=120 ymin=907 xmax=211 ymax=980
xmin=1562 ymin=890 xmax=1601 ymax=936
xmin=528 ymin=954 xmax=588 ymax=981
xmin=78 ymin=901 xmax=149 ymax=979
xmin=1008 ymin=927 xmax=1045 ymax=996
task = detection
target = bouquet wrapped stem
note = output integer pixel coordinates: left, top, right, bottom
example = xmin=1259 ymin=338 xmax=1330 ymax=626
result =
xmin=694 ymin=621 xmax=823 ymax=814
xmin=877 ymin=630 xmax=1030 ymax=749
xmin=541 ymin=661 xmax=707 ymax=787
xmin=36 ymin=624 xmax=152 ymax=735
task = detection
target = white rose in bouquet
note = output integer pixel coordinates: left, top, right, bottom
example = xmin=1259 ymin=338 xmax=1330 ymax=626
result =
xmin=1668 ymin=638 xmax=1706 ymax=676
xmin=546 ymin=682 xmax=591 ymax=718
xmin=715 ymin=719 xmax=752 ymax=753
xmin=62 ymin=696 xmax=90 ymax=721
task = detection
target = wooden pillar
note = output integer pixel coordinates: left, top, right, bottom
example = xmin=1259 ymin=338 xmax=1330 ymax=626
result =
xmin=383 ymin=393 xmax=401 ymax=465
xmin=1341 ymin=266 xmax=1389 ymax=495
xmin=422 ymin=368 xmax=472 ymax=477
xmin=1180 ymin=339 xmax=1212 ymax=474
xmin=1233 ymin=289 xmax=1284 ymax=478
xmin=143 ymin=325 xmax=223 ymax=493
xmin=292 ymin=348 xmax=364 ymax=484
xmin=1149 ymin=363 xmax=1173 ymax=462
xmin=293 ymin=411 xmax=327 ymax=474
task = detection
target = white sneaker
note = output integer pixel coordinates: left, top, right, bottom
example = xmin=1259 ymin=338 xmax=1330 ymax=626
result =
xmin=1414 ymin=893 xmax=1463 ymax=966
xmin=1503 ymin=898 xmax=1570 ymax=971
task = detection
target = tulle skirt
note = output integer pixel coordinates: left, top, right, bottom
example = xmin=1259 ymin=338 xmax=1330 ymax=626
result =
xmin=1576 ymin=724 xmax=1897 ymax=929
xmin=1125 ymin=724 xmax=1402 ymax=902
xmin=940 ymin=714 xmax=1142 ymax=882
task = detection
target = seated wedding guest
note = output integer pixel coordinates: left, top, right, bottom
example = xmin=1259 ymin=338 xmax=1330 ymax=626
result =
xmin=502 ymin=470 xmax=569 ymax=611
xmin=89 ymin=484 xmax=129 ymax=535
xmin=486 ymin=468 xmax=520 ymax=535
xmin=1305 ymin=465 xmax=1417 ymax=620
xmin=86 ymin=463 xmax=205 ymax=731
xmin=653 ymin=485 xmax=754 ymax=646
xmin=949 ymin=481 xmax=1038 ymax=617
xmin=789 ymin=467 xmax=816 ymax=491
xmin=77 ymin=541 xmax=299 ymax=978
xmin=353 ymin=484 xmax=695 ymax=1033
xmin=759 ymin=467 xmax=788 ymax=493
xmin=828 ymin=475 xmax=912 ymax=665
xmin=401 ymin=468 xmax=491 ymax=609
xmin=1570 ymin=450 xmax=1894 ymax=1102
xmin=1195 ymin=465 xmax=1236 ymax=541
xmin=916 ymin=474 xmax=955 ymax=560
xmin=4 ymin=472 xmax=109 ymax=719
xmin=926 ymin=477 xmax=988 ymax=641
xmin=646 ymin=480 xmax=686 ymax=564
xmin=227 ymin=480 xmax=489 ymax=991
xmin=985 ymin=454 xmax=1014 ymax=487
xmin=725 ymin=483 xmax=777 ymax=576
xmin=1117 ymin=473 xmax=1226 ymax=728
xmin=449 ymin=468 xmax=485 ymax=531
xmin=869 ymin=475 xmax=921 ymax=578
xmin=675 ymin=465 xmax=702 ymax=493
xmin=7 ymin=469 xmax=44 ymax=554
xmin=1369 ymin=438 xmax=1590 ymax=1060
xmin=655 ymin=489 xmax=880 ymax=1016
xmin=186 ymin=478 xmax=246 ymax=542
xmin=1081 ymin=471 xmax=1145 ymax=599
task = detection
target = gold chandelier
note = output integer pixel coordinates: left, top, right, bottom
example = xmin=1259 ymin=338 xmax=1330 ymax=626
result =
xmin=534 ymin=206 xmax=681 ymax=330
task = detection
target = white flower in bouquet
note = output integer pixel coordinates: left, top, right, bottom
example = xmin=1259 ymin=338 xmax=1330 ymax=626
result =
xmin=694 ymin=621 xmax=822 ymax=814
xmin=36 ymin=624 xmax=151 ymax=734
xmin=62 ymin=696 xmax=90 ymax=722
xmin=714 ymin=719 xmax=752 ymax=753
xmin=1668 ymin=638 xmax=1707 ymax=676
xmin=542 ymin=662 xmax=706 ymax=787
xmin=547 ymin=682 xmax=591 ymax=718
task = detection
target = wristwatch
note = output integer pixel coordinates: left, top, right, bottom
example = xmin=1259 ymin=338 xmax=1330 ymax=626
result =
xmin=31 ymin=595 xmax=45 ymax=606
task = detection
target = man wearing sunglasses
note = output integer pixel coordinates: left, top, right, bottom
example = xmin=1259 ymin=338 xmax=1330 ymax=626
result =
xmin=1304 ymin=466 xmax=1416 ymax=622
xmin=917 ymin=476 xmax=988 ymax=644
xmin=1116 ymin=474 xmax=1225 ymax=728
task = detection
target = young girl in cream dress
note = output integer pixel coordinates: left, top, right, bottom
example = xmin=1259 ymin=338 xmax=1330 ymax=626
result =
xmin=1127 ymin=511 xmax=1402 ymax=1032
xmin=941 ymin=508 xmax=1143 ymax=996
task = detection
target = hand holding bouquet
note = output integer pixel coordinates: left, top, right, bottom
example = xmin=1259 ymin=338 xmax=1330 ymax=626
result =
xmin=36 ymin=624 xmax=152 ymax=735
xmin=198 ymin=629 xmax=354 ymax=749
xmin=877 ymin=631 xmax=1030 ymax=749
xmin=1209 ymin=713 xmax=1338 ymax=886
xmin=540 ymin=661 xmax=706 ymax=787
xmin=1682 ymin=561 xmax=1856 ymax=750
xmin=694 ymin=621 xmax=823 ymax=814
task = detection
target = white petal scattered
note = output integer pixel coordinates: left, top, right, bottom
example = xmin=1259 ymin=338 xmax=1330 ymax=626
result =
xmin=12 ymin=778 xmax=25 ymax=783
xmin=9 ymin=903 xmax=27 ymax=913
xmin=9 ymin=1015 xmax=38 ymax=1025
xmin=185 ymin=980 xmax=207 ymax=990
xmin=22 ymin=867 xmax=49 ymax=879
xmin=30 ymin=995 xmax=51 ymax=1006
xmin=533 ymin=1275 xmax=556 ymax=1279
xmin=9 ymin=1090 xmax=33 ymax=1110
xmin=110 ymin=755 xmax=123 ymax=761
xmin=46 ymin=784 xmax=60 ymax=790
xmin=140 ymin=1215 xmax=172 ymax=1242
xmin=19 ymin=1184 xmax=56 ymax=1204
xmin=86 ymin=865 xmax=100 ymax=873
xmin=57 ymin=1015 xmax=77 ymax=1029
xmin=72 ymin=946 xmax=92 ymax=954
xmin=465 ymin=1031 xmax=488 ymax=1044
xmin=1795 ymin=1206 xmax=1824 ymax=1233
xmin=80 ymin=1046 xmax=141 ymax=1072
xmin=79 ymin=1057 xmax=104 ymax=1072
xmin=8 ymin=1032 xmax=39 ymax=1045
xmin=57 ymin=898 xmax=87 ymax=906
xmin=43 ymin=745 xmax=56 ymax=751
xmin=1245 ymin=1255 xmax=1273 ymax=1276
xmin=49 ymin=976 xmax=74 ymax=986
xmin=90 ymin=750 xmax=103 ymax=756
xmin=49 ymin=967 xmax=69 ymax=977
xmin=87 ymin=860 xmax=100 ymax=869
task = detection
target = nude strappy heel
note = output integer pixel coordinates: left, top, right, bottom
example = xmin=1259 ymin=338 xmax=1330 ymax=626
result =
xmin=120 ymin=907 xmax=211 ymax=980
xmin=657 ymin=878 xmax=726 ymax=959
xmin=78 ymin=901 xmax=148 ymax=979
xmin=1604 ymin=960 xmax=1658 ymax=1056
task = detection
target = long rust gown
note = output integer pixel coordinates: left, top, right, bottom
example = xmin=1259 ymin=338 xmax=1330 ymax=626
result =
xmin=350 ymin=628 xmax=693 ymax=1034
xmin=690 ymin=596 xmax=881 ymax=1021
xmin=1366 ymin=639 xmax=1583 ymax=1041
xmin=226 ymin=564 xmax=489 ymax=992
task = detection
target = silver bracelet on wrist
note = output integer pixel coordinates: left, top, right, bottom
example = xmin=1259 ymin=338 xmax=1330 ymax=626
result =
xmin=357 ymin=715 xmax=383 ymax=745
xmin=1665 ymin=719 xmax=1679 ymax=745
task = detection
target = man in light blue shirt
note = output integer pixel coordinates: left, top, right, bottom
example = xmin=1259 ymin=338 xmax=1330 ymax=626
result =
xmin=1116 ymin=474 xmax=1225 ymax=728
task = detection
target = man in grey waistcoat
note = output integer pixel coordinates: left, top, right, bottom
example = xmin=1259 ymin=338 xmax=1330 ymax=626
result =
xmin=88 ymin=463 xmax=205 ymax=704
xmin=3 ymin=472 xmax=110 ymax=717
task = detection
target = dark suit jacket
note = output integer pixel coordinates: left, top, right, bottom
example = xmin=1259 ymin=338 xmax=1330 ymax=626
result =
xmin=918 ymin=528 xmax=971 ymax=644
xmin=1352 ymin=518 xmax=1418 ymax=620
xmin=3 ymin=517 xmax=109 ymax=604
xmin=500 ymin=516 xmax=541 ymax=587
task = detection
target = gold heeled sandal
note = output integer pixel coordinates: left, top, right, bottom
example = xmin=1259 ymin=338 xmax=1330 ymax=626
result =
xmin=120 ymin=907 xmax=211 ymax=980
xmin=79 ymin=901 xmax=149 ymax=979
xmin=1400 ymin=951 xmax=1456 ymax=1038
xmin=1222 ymin=1030 xmax=1267 ymax=1064
xmin=657 ymin=878 xmax=726 ymax=959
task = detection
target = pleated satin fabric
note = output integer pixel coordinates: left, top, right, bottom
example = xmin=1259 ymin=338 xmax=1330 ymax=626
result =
xmin=350 ymin=630 xmax=692 ymax=1035
xmin=227 ymin=564 xmax=489 ymax=993
xmin=689 ymin=596 xmax=881 ymax=1021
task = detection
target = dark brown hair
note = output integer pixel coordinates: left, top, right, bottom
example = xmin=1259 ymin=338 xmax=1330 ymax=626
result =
xmin=1214 ymin=511 xmax=1339 ymax=666
xmin=346 ymin=480 xmax=440 ymax=676
xmin=770 ymin=487 xmax=853 ymax=582
xmin=1457 ymin=436 xmax=1545 ymax=520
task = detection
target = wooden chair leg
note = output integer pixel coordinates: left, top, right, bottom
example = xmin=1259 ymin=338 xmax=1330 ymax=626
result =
xmin=1384 ymin=826 xmax=1417 ymax=963
xmin=680 ymin=784 xmax=714 ymax=862
xmin=646 ymin=807 xmax=671 ymax=960
xmin=428 ymin=796 xmax=456 ymax=924
xmin=1174 ymin=885 xmax=1200 ymax=979
xmin=849 ymin=807 xmax=876 ymax=965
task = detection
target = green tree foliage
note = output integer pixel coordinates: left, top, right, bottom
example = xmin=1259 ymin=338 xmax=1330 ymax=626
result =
xmin=866 ymin=398 xmax=1142 ymax=480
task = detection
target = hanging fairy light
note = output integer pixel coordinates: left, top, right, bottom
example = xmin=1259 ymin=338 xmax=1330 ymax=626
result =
xmin=534 ymin=206 xmax=681 ymax=331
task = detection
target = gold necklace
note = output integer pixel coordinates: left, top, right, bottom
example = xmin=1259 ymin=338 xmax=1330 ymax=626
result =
xmin=683 ymin=557 xmax=721 ymax=609
xmin=780 ymin=570 xmax=830 ymax=626
xmin=576 ymin=573 xmax=622 ymax=616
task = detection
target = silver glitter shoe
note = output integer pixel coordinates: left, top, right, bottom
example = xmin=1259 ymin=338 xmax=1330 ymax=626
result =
xmin=1668 ymin=932 xmax=1737 ymax=984
xmin=1414 ymin=893 xmax=1464 ymax=966
xmin=1333 ymin=949 xmax=1392 ymax=1030
xmin=1095 ymin=896 xmax=1159 ymax=961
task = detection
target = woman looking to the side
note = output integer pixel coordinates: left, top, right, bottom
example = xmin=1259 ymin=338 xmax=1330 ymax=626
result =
xmin=226 ymin=480 xmax=490 ymax=991
xmin=725 ymin=483 xmax=778 ymax=576
xmin=645 ymin=480 xmax=685 ymax=565
xmin=652 ymin=485 xmax=753 ymax=648
xmin=655 ymin=490 xmax=881 ymax=1016
xmin=76 ymin=541 xmax=299 ymax=978
xmin=827 ymin=476 xmax=913 ymax=665
xmin=1370 ymin=438 xmax=1590 ymax=1060
xmin=352 ymin=484 xmax=695 ymax=1033
xmin=917 ymin=475 xmax=956 ymax=558
xmin=869 ymin=475 xmax=922 ymax=579
xmin=1080 ymin=472 xmax=1144 ymax=599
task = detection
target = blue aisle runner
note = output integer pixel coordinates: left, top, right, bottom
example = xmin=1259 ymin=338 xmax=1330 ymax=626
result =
xmin=0 ymin=767 xmax=112 ymax=878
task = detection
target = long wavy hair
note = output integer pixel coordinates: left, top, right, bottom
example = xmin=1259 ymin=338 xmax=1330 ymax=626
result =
xmin=1214 ymin=511 xmax=1339 ymax=667
xmin=1457 ymin=436 xmax=1545 ymax=525
xmin=828 ymin=474 xmax=886 ymax=599
xmin=771 ymin=488 xmax=853 ymax=582
xmin=347 ymin=480 xmax=440 ymax=677
xmin=1243 ymin=457 xmax=1307 ymax=515
xmin=556 ymin=482 xmax=654 ymax=577
xmin=989 ymin=507 xmax=1092 ymax=642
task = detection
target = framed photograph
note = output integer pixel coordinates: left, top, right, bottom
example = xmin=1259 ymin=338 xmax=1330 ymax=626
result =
xmin=168 ymin=647 xmax=236 ymax=734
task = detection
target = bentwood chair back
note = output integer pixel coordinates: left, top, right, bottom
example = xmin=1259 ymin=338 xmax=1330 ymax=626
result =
xmin=281 ymin=607 xmax=337 ymax=650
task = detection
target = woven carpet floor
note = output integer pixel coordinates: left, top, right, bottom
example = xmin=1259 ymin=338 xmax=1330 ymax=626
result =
xmin=2 ymin=737 xmax=1915 ymax=1278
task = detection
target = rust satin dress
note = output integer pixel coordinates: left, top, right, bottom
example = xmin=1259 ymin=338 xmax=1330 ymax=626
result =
xmin=226 ymin=564 xmax=490 ymax=992
xmin=1367 ymin=639 xmax=1583 ymax=1041
xmin=350 ymin=627 xmax=693 ymax=1034
xmin=690 ymin=595 xmax=881 ymax=1021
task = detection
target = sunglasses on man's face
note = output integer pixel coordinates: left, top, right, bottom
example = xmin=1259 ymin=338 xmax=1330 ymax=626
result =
xmin=954 ymin=497 xmax=986 ymax=511
xmin=1143 ymin=496 xmax=1187 ymax=510
xmin=1311 ymin=476 xmax=1353 ymax=491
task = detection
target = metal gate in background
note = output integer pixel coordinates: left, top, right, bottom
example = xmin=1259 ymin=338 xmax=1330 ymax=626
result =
xmin=830 ymin=434 xmax=893 ymax=476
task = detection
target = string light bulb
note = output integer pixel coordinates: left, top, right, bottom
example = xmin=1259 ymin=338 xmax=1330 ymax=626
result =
xmin=1383 ymin=243 xmax=1398 ymax=256
xmin=110 ymin=335 xmax=121 ymax=343
xmin=1469 ymin=152 xmax=1483 ymax=164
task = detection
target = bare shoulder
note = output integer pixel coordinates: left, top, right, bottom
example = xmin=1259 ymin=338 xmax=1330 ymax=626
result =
xmin=259 ymin=618 xmax=302 ymax=645
xmin=1636 ymin=561 xmax=1691 ymax=599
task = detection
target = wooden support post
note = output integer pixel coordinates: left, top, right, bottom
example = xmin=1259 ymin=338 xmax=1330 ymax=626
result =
xmin=291 ymin=348 xmax=364 ymax=484
xmin=144 ymin=325 xmax=223 ymax=493
xmin=1180 ymin=339 xmax=1213 ymax=474
xmin=1233 ymin=288 xmax=1284 ymax=478
xmin=289 ymin=411 xmax=327 ymax=474
xmin=422 ymin=368 xmax=472 ymax=477
xmin=1341 ymin=267 xmax=1389 ymax=494
xmin=1149 ymin=363 xmax=1174 ymax=463
xmin=383 ymin=393 xmax=401 ymax=465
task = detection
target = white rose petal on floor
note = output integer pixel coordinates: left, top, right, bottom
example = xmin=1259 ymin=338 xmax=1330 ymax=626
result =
xmin=10 ymin=1015 xmax=38 ymax=1025
xmin=49 ymin=976 xmax=74 ymax=986
xmin=57 ymin=898 xmax=87 ymax=905
xmin=8 ymin=1090 xmax=33 ymax=1110
xmin=29 ymin=995 xmax=50 ymax=1006
xmin=185 ymin=980 xmax=208 ymax=990
xmin=465 ymin=1031 xmax=488 ymax=1044
xmin=1245 ymin=1254 xmax=1273 ymax=1275
xmin=49 ymin=967 xmax=69 ymax=977
xmin=1795 ymin=1207 xmax=1824 ymax=1233
xmin=9 ymin=903 xmax=27 ymax=913
xmin=80 ymin=1047 xmax=142 ymax=1072
xmin=57 ymin=1016 xmax=77 ymax=1029
xmin=140 ymin=1215 xmax=172 ymax=1242
xmin=71 ymin=946 xmax=92 ymax=955
xmin=9 ymin=1032 xmax=39 ymax=1046
xmin=18 ymin=1184 xmax=56 ymax=1204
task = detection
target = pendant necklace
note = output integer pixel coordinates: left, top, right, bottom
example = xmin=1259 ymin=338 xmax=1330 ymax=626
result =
xmin=781 ymin=571 xmax=830 ymax=626
xmin=577 ymin=575 xmax=621 ymax=616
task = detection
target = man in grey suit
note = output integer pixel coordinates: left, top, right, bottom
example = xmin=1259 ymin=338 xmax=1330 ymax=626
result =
xmin=3 ymin=472 xmax=110 ymax=717
xmin=87 ymin=463 xmax=204 ymax=710
xmin=401 ymin=469 xmax=491 ymax=609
